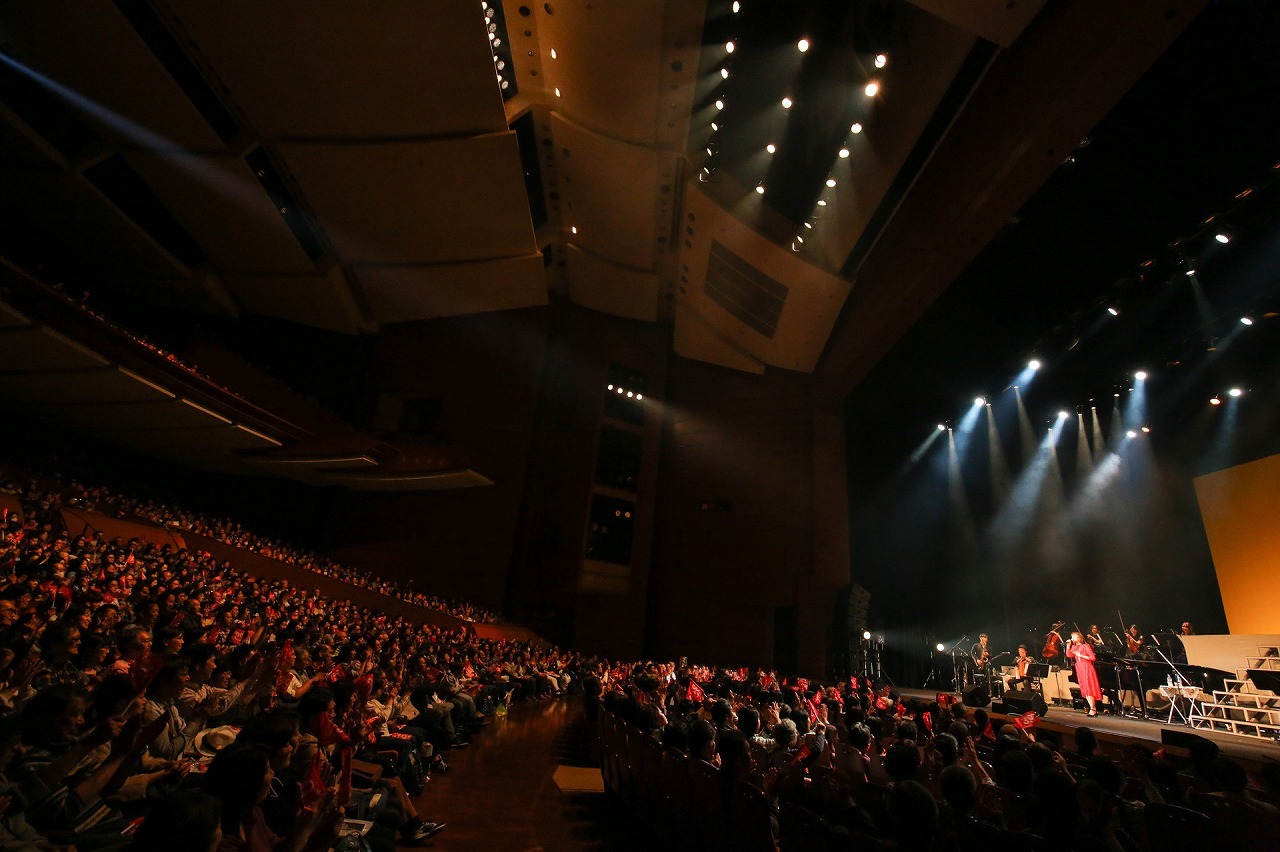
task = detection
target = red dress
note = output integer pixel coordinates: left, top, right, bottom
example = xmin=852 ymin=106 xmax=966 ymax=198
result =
xmin=1066 ymin=642 xmax=1102 ymax=701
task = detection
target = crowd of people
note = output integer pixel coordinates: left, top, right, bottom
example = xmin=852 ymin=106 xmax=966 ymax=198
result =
xmin=0 ymin=475 xmax=595 ymax=850
xmin=33 ymin=471 xmax=501 ymax=624
xmin=596 ymin=663 xmax=1280 ymax=851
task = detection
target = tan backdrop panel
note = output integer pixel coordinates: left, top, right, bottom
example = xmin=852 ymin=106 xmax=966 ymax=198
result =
xmin=1193 ymin=453 xmax=1280 ymax=634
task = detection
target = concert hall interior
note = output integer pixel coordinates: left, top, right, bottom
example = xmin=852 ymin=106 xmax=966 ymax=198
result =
xmin=2 ymin=0 xmax=1280 ymax=848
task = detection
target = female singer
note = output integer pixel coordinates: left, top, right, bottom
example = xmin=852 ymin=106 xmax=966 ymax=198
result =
xmin=1065 ymin=630 xmax=1102 ymax=716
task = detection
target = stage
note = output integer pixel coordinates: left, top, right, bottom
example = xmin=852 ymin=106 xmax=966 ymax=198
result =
xmin=899 ymin=687 xmax=1280 ymax=767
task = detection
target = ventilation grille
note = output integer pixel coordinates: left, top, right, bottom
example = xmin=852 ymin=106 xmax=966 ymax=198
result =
xmin=705 ymin=240 xmax=787 ymax=339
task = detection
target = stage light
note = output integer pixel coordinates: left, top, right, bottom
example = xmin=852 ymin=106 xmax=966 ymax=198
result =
xmin=850 ymin=122 xmax=863 ymax=134
xmin=1141 ymin=426 xmax=1150 ymax=433
xmin=1186 ymin=268 xmax=1195 ymax=276
xmin=755 ymin=183 xmax=765 ymax=194
xmin=816 ymin=199 xmax=826 ymax=206
xmin=795 ymin=235 xmax=804 ymax=244
xmin=607 ymin=384 xmax=614 ymax=391
xmin=1028 ymin=359 xmax=1041 ymax=370
xmin=715 ymin=99 xmax=724 ymax=110
xmin=725 ymin=41 xmax=735 ymax=53
xmin=935 ymin=643 xmax=945 ymax=652
xmin=838 ymin=147 xmax=850 ymax=158
xmin=974 ymin=396 xmax=985 ymax=406
xmin=1134 ymin=370 xmax=1147 ymax=381
xmin=1240 ymin=317 xmax=1254 ymax=326
xmin=864 ymin=81 xmax=879 ymax=97
xmin=570 ymin=225 xmax=578 ymax=234
xmin=766 ymin=143 xmax=776 ymax=154
xmin=720 ymin=67 xmax=729 ymax=79
xmin=937 ymin=424 xmax=946 ymax=431
xmin=1058 ymin=411 xmax=1069 ymax=419
xmin=710 ymin=121 xmax=718 ymax=131
xmin=732 ymin=1 xmax=740 ymax=12
xmin=862 ymin=631 xmax=872 ymax=640
xmin=797 ymin=38 xmax=810 ymax=53
xmin=550 ymin=48 xmax=557 ymax=59
xmin=825 ymin=178 xmax=837 ymax=187
xmin=1126 ymin=430 xmax=1137 ymax=439
xmin=626 ymin=391 xmax=634 ymax=398
xmin=803 ymin=221 xmax=812 ymax=229
xmin=1215 ymin=233 xmax=1230 ymax=244
xmin=616 ymin=388 xmax=624 ymax=394
xmin=554 ymin=87 xmax=561 ymax=97
xmin=875 ymin=53 xmax=888 ymax=68
xmin=1228 ymin=387 xmax=1243 ymax=397
xmin=781 ymin=97 xmax=793 ymax=109
xmin=635 ymin=394 xmax=643 ymax=401
xmin=705 ymin=147 xmax=713 ymax=156
xmin=1209 ymin=397 xmax=1221 ymax=405
xmin=1107 ymin=307 xmax=1119 ymax=316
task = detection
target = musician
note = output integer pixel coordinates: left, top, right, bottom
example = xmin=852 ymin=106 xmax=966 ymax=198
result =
xmin=1005 ymin=644 xmax=1034 ymax=691
xmin=1086 ymin=625 xmax=1104 ymax=647
xmin=1181 ymin=622 xmax=1196 ymax=636
xmin=970 ymin=634 xmax=992 ymax=681
xmin=1063 ymin=630 xmax=1102 ymax=717
xmin=1125 ymin=625 xmax=1144 ymax=656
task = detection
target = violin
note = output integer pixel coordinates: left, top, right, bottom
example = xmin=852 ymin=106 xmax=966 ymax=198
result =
xmin=1042 ymin=621 xmax=1067 ymax=659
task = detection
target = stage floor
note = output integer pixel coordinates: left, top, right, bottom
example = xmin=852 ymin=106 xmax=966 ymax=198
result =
xmin=899 ymin=687 xmax=1280 ymax=765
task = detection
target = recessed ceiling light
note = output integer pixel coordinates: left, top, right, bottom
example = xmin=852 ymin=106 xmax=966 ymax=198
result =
xmin=874 ymin=53 xmax=888 ymax=68
xmin=781 ymin=97 xmax=793 ymax=109
xmin=755 ymin=184 xmax=765 ymax=195
xmin=1215 ymin=233 xmax=1230 ymax=244
xmin=725 ymin=41 xmax=735 ymax=53
xmin=825 ymin=178 xmax=837 ymax=187
xmin=864 ymin=81 xmax=879 ymax=97
xmin=720 ymin=67 xmax=729 ymax=79
xmin=850 ymin=122 xmax=863 ymax=134
xmin=766 ymin=143 xmax=776 ymax=154
xmin=715 ymin=99 xmax=724 ymax=110
xmin=838 ymin=148 xmax=850 ymax=158
xmin=797 ymin=38 xmax=810 ymax=53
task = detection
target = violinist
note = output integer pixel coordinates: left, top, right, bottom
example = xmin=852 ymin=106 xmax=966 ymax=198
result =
xmin=1125 ymin=625 xmax=1144 ymax=657
xmin=1086 ymin=625 xmax=1104 ymax=647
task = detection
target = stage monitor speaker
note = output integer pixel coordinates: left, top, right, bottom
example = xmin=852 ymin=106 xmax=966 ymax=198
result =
xmin=1001 ymin=689 xmax=1048 ymax=717
xmin=963 ymin=685 xmax=990 ymax=708
xmin=1160 ymin=729 xmax=1214 ymax=752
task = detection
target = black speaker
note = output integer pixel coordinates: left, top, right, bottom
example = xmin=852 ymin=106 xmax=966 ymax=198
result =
xmin=1001 ymin=689 xmax=1048 ymax=717
xmin=963 ymin=685 xmax=990 ymax=708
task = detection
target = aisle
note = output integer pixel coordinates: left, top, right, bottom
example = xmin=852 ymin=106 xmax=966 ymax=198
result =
xmin=405 ymin=697 xmax=633 ymax=851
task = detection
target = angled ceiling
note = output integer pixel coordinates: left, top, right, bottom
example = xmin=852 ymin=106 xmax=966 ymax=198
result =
xmin=0 ymin=0 xmax=1202 ymax=382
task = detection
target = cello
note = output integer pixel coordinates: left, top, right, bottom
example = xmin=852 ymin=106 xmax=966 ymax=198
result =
xmin=1042 ymin=621 xmax=1067 ymax=659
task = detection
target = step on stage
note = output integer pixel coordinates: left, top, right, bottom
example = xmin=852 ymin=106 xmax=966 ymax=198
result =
xmin=899 ymin=686 xmax=1280 ymax=765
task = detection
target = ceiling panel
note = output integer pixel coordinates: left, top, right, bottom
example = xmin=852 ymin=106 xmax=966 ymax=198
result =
xmin=225 ymin=267 xmax=367 ymax=334
xmin=552 ymin=113 xmax=665 ymax=272
xmin=0 ymin=0 xmax=228 ymax=151
xmin=537 ymin=0 xmax=669 ymax=147
xmin=123 ymin=152 xmax=318 ymax=275
xmin=0 ymin=366 xmax=174 ymax=404
xmin=565 ymin=245 xmax=660 ymax=322
xmin=907 ymin=0 xmax=1046 ymax=47
xmin=279 ymin=135 xmax=536 ymax=265
xmin=679 ymin=183 xmax=851 ymax=373
xmin=673 ymin=303 xmax=765 ymax=375
xmin=815 ymin=6 xmax=976 ymax=271
xmin=164 ymin=0 xmax=508 ymax=138
xmin=0 ymin=327 xmax=108 ymax=371
xmin=357 ymin=254 xmax=547 ymax=324
xmin=21 ymin=397 xmax=232 ymax=431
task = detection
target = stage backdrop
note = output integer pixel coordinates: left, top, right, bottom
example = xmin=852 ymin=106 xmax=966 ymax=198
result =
xmin=1193 ymin=453 xmax=1280 ymax=634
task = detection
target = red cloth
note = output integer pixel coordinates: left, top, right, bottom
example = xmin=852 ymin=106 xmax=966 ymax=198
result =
xmin=1066 ymin=641 xmax=1102 ymax=700
xmin=685 ymin=680 xmax=705 ymax=702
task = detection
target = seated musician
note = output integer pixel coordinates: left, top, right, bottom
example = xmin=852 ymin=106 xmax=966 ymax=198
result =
xmin=1125 ymin=625 xmax=1144 ymax=656
xmin=1005 ymin=645 xmax=1034 ymax=691
xmin=1086 ymin=625 xmax=1104 ymax=648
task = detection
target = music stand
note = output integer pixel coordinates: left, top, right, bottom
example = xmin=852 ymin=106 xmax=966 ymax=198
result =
xmin=1026 ymin=663 xmax=1051 ymax=679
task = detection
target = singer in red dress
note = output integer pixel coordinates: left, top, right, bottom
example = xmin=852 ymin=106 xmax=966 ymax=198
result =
xmin=1065 ymin=631 xmax=1102 ymax=716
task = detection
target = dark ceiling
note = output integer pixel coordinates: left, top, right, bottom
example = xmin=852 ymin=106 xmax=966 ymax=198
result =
xmin=847 ymin=0 xmax=1280 ymax=485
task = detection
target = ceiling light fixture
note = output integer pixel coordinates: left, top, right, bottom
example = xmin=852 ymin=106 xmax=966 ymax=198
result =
xmin=781 ymin=97 xmax=793 ymax=109
xmin=755 ymin=183 xmax=765 ymax=195
xmin=875 ymin=53 xmax=888 ymax=68
xmin=1228 ymin=387 xmax=1243 ymax=397
xmin=1240 ymin=316 xmax=1254 ymax=326
xmin=797 ymin=38 xmax=810 ymax=53
xmin=715 ymin=99 xmax=724 ymax=110
xmin=864 ymin=81 xmax=879 ymax=97
xmin=725 ymin=41 xmax=735 ymax=53
xmin=825 ymin=178 xmax=837 ymax=187
xmin=720 ymin=67 xmax=729 ymax=79
xmin=838 ymin=147 xmax=850 ymax=158
xmin=850 ymin=122 xmax=863 ymax=134
xmin=1215 ymin=233 xmax=1230 ymax=244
